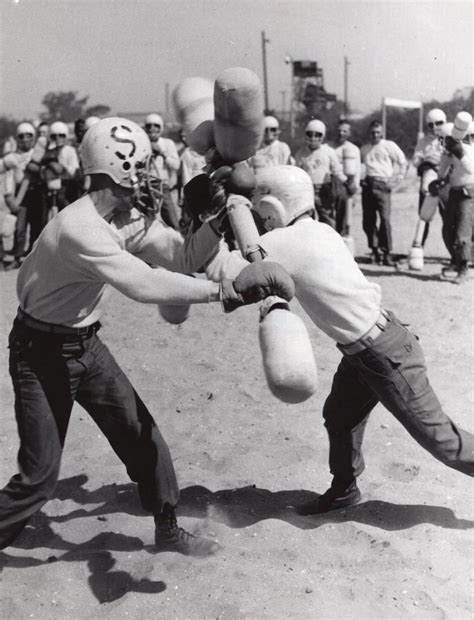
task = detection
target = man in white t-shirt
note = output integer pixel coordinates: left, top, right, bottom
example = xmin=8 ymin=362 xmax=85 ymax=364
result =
xmin=0 ymin=118 xmax=294 ymax=555
xmin=208 ymin=165 xmax=474 ymax=513
xmin=333 ymin=120 xmax=361 ymax=235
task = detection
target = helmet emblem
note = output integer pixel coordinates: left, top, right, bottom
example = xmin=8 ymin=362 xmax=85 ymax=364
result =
xmin=111 ymin=125 xmax=136 ymax=170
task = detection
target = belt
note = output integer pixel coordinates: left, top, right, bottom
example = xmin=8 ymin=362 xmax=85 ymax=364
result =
xmin=16 ymin=308 xmax=100 ymax=338
xmin=338 ymin=309 xmax=389 ymax=355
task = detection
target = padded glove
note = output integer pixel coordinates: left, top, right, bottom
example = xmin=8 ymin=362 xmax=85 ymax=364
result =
xmin=444 ymin=136 xmax=464 ymax=160
xmin=220 ymin=261 xmax=295 ymax=313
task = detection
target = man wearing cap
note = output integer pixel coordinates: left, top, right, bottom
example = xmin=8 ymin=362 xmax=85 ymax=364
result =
xmin=144 ymin=113 xmax=181 ymax=230
xmin=360 ymin=121 xmax=407 ymax=266
xmin=295 ymin=119 xmax=347 ymax=228
xmin=249 ymin=116 xmax=293 ymax=172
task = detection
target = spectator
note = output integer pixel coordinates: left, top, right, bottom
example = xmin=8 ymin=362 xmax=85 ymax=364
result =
xmin=360 ymin=121 xmax=407 ymax=266
xmin=249 ymin=116 xmax=293 ymax=172
xmin=412 ymin=108 xmax=447 ymax=246
xmin=144 ymin=113 xmax=181 ymax=230
xmin=333 ymin=120 xmax=361 ymax=235
xmin=295 ymin=119 xmax=347 ymax=228
xmin=43 ymin=121 xmax=81 ymax=209
xmin=3 ymin=122 xmax=42 ymax=268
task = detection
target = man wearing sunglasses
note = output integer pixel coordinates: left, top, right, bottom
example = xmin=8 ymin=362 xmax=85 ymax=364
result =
xmin=295 ymin=119 xmax=347 ymax=229
xmin=412 ymin=109 xmax=447 ymax=247
xmin=360 ymin=121 xmax=407 ymax=266
xmin=43 ymin=121 xmax=81 ymax=208
xmin=250 ymin=116 xmax=293 ymax=172
xmin=144 ymin=113 xmax=181 ymax=231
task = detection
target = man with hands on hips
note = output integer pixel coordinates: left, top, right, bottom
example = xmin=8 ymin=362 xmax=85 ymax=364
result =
xmin=0 ymin=117 xmax=294 ymax=557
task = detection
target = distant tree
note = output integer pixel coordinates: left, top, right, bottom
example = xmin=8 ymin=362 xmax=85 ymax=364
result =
xmin=40 ymin=91 xmax=89 ymax=123
xmin=85 ymin=104 xmax=111 ymax=118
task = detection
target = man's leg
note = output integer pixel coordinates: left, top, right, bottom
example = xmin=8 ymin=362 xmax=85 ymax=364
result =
xmin=297 ymin=355 xmax=379 ymax=514
xmin=452 ymin=191 xmax=473 ymax=282
xmin=0 ymin=325 xmax=78 ymax=548
xmin=375 ymin=185 xmax=394 ymax=264
xmin=75 ymin=336 xmax=218 ymax=556
xmin=362 ymin=186 xmax=380 ymax=262
xmin=353 ymin=314 xmax=474 ymax=476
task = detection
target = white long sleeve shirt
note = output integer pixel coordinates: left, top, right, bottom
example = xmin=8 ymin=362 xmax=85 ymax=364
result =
xmin=250 ymin=140 xmax=292 ymax=170
xmin=334 ymin=141 xmax=361 ymax=186
xmin=412 ymin=134 xmax=444 ymax=169
xmin=295 ymin=144 xmax=347 ymax=186
xmin=361 ymin=140 xmax=407 ymax=179
xmin=150 ymin=137 xmax=180 ymax=187
xmin=17 ymin=195 xmax=221 ymax=327
xmin=206 ymin=219 xmax=382 ymax=345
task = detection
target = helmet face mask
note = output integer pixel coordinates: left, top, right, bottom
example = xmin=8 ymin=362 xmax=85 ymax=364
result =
xmin=305 ymin=119 xmax=326 ymax=150
xmin=131 ymin=156 xmax=164 ymax=217
xmin=263 ymin=116 xmax=280 ymax=144
xmin=426 ymin=109 xmax=446 ymax=136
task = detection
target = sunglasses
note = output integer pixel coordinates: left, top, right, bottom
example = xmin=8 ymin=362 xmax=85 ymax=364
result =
xmin=50 ymin=133 xmax=66 ymax=139
xmin=145 ymin=123 xmax=161 ymax=129
xmin=428 ymin=121 xmax=444 ymax=128
xmin=306 ymin=131 xmax=323 ymax=138
xmin=17 ymin=133 xmax=33 ymax=139
xmin=265 ymin=127 xmax=278 ymax=133
xmin=370 ymin=131 xmax=382 ymax=135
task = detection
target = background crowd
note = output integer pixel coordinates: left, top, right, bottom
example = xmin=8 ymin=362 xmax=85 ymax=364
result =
xmin=1 ymin=107 xmax=473 ymax=282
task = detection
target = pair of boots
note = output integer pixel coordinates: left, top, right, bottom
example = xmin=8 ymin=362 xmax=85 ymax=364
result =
xmin=442 ymin=260 xmax=470 ymax=284
xmin=371 ymin=248 xmax=396 ymax=267
xmin=154 ymin=504 xmax=220 ymax=557
xmin=297 ymin=479 xmax=362 ymax=515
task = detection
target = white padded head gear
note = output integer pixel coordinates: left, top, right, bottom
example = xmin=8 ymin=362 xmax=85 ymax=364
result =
xmin=17 ymin=122 xmax=35 ymax=136
xmin=305 ymin=119 xmax=326 ymax=137
xmin=145 ymin=113 xmax=163 ymax=127
xmin=252 ymin=165 xmax=315 ymax=230
xmin=264 ymin=115 xmax=279 ymax=130
xmin=81 ymin=117 xmax=152 ymax=188
xmin=426 ymin=109 xmax=446 ymax=124
xmin=50 ymin=121 xmax=69 ymax=137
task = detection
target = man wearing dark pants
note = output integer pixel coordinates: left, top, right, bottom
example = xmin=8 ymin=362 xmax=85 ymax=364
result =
xmin=0 ymin=117 xmax=295 ymax=555
xmin=360 ymin=121 xmax=407 ymax=266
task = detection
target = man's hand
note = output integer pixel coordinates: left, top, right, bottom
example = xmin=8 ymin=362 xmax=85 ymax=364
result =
xmin=220 ymin=261 xmax=295 ymax=313
xmin=5 ymin=195 xmax=20 ymax=215
xmin=45 ymin=161 xmax=64 ymax=176
xmin=344 ymin=175 xmax=358 ymax=196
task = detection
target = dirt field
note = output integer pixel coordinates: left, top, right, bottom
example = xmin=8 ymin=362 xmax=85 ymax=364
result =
xmin=0 ymin=171 xmax=473 ymax=619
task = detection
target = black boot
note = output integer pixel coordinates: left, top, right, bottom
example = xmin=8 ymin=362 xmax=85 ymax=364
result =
xmin=382 ymin=252 xmax=396 ymax=267
xmin=154 ymin=504 xmax=220 ymax=557
xmin=370 ymin=248 xmax=381 ymax=264
xmin=297 ymin=480 xmax=362 ymax=515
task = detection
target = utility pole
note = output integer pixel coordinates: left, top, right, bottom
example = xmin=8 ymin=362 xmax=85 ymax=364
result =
xmin=343 ymin=56 xmax=350 ymax=118
xmin=261 ymin=30 xmax=270 ymax=112
xmin=280 ymin=90 xmax=287 ymax=119
xmin=165 ymin=82 xmax=170 ymax=118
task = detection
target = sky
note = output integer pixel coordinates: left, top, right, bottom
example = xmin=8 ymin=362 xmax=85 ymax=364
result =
xmin=0 ymin=0 xmax=472 ymax=122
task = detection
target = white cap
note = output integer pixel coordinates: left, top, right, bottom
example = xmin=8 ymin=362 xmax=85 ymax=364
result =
xmin=145 ymin=113 xmax=163 ymax=127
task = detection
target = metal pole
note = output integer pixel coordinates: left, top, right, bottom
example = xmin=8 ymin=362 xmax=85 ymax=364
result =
xmin=165 ymin=83 xmax=170 ymax=117
xmin=280 ymin=90 xmax=287 ymax=118
xmin=261 ymin=31 xmax=270 ymax=112
xmin=382 ymin=98 xmax=387 ymax=138
xmin=343 ymin=56 xmax=349 ymax=118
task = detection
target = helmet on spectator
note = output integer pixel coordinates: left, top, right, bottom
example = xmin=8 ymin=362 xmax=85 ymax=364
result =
xmin=85 ymin=116 xmax=100 ymax=130
xmin=426 ymin=109 xmax=446 ymax=124
xmin=252 ymin=165 xmax=315 ymax=230
xmin=50 ymin=121 xmax=69 ymax=138
xmin=264 ymin=116 xmax=280 ymax=130
xmin=17 ymin=122 xmax=35 ymax=137
xmin=305 ymin=119 xmax=326 ymax=137
xmin=81 ymin=117 xmax=152 ymax=188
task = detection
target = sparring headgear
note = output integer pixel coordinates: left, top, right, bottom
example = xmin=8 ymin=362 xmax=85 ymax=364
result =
xmin=17 ymin=122 xmax=35 ymax=137
xmin=264 ymin=116 xmax=280 ymax=130
xmin=81 ymin=117 xmax=162 ymax=215
xmin=252 ymin=165 xmax=315 ymax=231
xmin=426 ymin=109 xmax=446 ymax=124
xmin=50 ymin=121 xmax=69 ymax=138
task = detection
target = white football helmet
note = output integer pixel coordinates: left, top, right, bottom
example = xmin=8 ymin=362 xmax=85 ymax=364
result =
xmin=85 ymin=116 xmax=100 ymax=129
xmin=17 ymin=122 xmax=35 ymax=137
xmin=264 ymin=116 xmax=279 ymax=130
xmin=426 ymin=108 xmax=446 ymax=124
xmin=305 ymin=119 xmax=326 ymax=137
xmin=252 ymin=165 xmax=315 ymax=230
xmin=49 ymin=121 xmax=69 ymax=138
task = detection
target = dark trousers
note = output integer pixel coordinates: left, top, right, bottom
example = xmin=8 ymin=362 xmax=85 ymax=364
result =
xmin=13 ymin=189 xmax=47 ymax=258
xmin=314 ymin=182 xmax=336 ymax=228
xmin=417 ymin=191 xmax=446 ymax=248
xmin=333 ymin=178 xmax=350 ymax=235
xmin=0 ymin=320 xmax=179 ymax=549
xmin=361 ymin=178 xmax=392 ymax=253
xmin=322 ymin=312 xmax=474 ymax=483
xmin=442 ymin=188 xmax=473 ymax=268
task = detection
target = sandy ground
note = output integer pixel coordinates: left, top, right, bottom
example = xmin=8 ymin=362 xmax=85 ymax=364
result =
xmin=0 ymin=171 xmax=473 ymax=619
